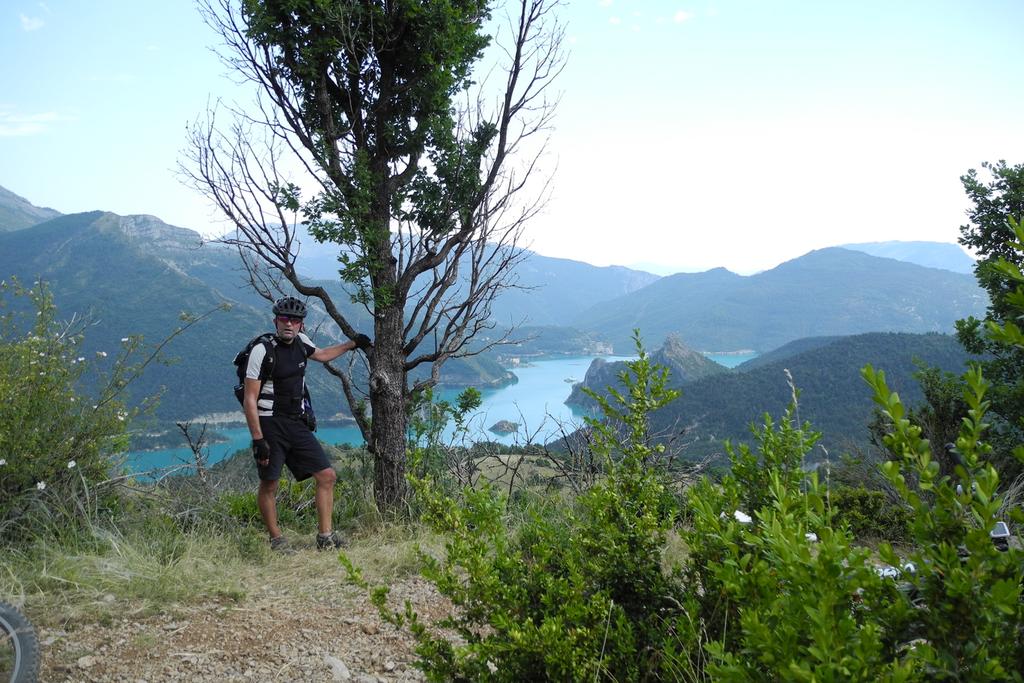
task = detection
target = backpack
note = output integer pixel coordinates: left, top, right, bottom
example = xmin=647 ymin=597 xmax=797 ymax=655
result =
xmin=233 ymin=334 xmax=317 ymax=431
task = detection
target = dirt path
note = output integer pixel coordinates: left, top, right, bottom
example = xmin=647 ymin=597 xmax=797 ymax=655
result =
xmin=37 ymin=550 xmax=448 ymax=682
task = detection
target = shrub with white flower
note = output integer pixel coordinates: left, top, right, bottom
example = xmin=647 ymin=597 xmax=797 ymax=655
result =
xmin=1 ymin=279 xmax=135 ymax=531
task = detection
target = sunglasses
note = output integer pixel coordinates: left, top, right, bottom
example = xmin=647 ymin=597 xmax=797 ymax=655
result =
xmin=275 ymin=315 xmax=303 ymax=325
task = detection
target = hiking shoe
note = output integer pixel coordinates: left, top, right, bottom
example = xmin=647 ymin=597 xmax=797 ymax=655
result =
xmin=270 ymin=536 xmax=293 ymax=554
xmin=316 ymin=531 xmax=345 ymax=550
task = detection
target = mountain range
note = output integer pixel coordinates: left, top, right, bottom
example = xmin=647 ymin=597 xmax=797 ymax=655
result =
xmin=282 ymin=221 xmax=661 ymax=328
xmin=569 ymin=248 xmax=987 ymax=353
xmin=0 ymin=184 xmax=991 ymax=427
xmin=0 ymin=188 xmax=656 ymax=421
xmin=839 ymin=240 xmax=975 ymax=275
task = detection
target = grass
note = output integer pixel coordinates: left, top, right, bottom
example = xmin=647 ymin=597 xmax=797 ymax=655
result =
xmin=1 ymin=523 xmax=258 ymax=626
xmin=0 ymin=481 xmax=451 ymax=634
xmin=0 ymin=444 xmax=689 ymax=635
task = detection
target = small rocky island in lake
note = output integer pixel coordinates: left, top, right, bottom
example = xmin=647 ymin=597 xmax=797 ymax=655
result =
xmin=489 ymin=420 xmax=519 ymax=435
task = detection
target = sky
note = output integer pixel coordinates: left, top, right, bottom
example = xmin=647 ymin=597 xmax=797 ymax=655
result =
xmin=3 ymin=1 xmax=1024 ymax=275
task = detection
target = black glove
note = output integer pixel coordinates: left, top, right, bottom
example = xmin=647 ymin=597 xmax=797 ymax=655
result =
xmin=353 ymin=333 xmax=372 ymax=351
xmin=252 ymin=438 xmax=271 ymax=465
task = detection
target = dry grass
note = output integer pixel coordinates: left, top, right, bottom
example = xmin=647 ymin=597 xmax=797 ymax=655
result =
xmin=0 ymin=513 xmax=453 ymax=634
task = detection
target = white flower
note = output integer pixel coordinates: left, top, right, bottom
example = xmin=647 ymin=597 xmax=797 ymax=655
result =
xmin=36 ymin=481 xmax=46 ymax=491
xmin=67 ymin=460 xmax=77 ymax=469
xmin=96 ymin=351 xmax=107 ymax=358
xmin=733 ymin=510 xmax=753 ymax=524
xmin=0 ymin=459 xmax=6 ymax=466
xmin=76 ymin=357 xmax=85 ymax=363
xmin=805 ymin=532 xmax=818 ymax=543
xmin=121 ymin=337 xmax=130 ymax=343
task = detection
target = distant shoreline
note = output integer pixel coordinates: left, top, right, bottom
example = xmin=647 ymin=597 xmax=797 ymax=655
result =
xmin=129 ymin=412 xmax=359 ymax=452
xmin=185 ymin=411 xmax=358 ymax=427
xmin=701 ymin=349 xmax=756 ymax=356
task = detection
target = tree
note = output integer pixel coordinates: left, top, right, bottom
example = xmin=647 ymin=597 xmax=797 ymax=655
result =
xmin=959 ymin=160 xmax=1024 ymax=320
xmin=183 ymin=0 xmax=564 ymax=512
xmin=956 ymin=161 xmax=1024 ymax=480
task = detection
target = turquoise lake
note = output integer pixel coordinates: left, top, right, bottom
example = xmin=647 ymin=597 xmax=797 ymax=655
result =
xmin=126 ymin=351 xmax=753 ymax=472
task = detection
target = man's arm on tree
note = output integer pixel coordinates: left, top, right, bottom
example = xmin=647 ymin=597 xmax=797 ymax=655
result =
xmin=310 ymin=337 xmax=367 ymax=363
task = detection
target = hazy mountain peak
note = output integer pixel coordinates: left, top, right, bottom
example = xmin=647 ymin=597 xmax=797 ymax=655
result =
xmin=663 ymin=266 xmax=740 ymax=283
xmin=108 ymin=213 xmax=205 ymax=250
xmin=654 ymin=334 xmax=727 ymax=376
xmin=659 ymin=333 xmax=704 ymax=361
xmin=0 ymin=184 xmax=62 ymax=232
xmin=838 ymin=240 xmax=975 ymax=274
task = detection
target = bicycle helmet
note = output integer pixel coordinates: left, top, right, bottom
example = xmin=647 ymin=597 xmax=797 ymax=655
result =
xmin=272 ymin=296 xmax=307 ymax=319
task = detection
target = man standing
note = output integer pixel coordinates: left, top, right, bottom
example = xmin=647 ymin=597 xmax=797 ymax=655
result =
xmin=243 ymin=296 xmax=362 ymax=551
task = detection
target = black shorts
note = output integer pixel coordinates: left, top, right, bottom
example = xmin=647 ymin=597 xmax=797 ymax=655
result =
xmin=257 ymin=415 xmax=331 ymax=482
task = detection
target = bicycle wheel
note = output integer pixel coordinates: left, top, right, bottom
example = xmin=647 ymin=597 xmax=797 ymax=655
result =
xmin=0 ymin=601 xmax=39 ymax=683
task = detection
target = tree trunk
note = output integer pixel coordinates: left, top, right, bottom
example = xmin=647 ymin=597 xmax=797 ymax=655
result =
xmin=369 ymin=266 xmax=409 ymax=514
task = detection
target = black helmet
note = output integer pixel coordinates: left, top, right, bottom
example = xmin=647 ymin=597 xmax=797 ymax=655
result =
xmin=272 ymin=296 xmax=307 ymax=318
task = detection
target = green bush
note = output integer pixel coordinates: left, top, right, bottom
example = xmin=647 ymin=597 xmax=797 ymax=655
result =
xmin=829 ymin=485 xmax=909 ymax=543
xmin=348 ymin=338 xmax=697 ymax=680
xmin=865 ymin=364 xmax=1024 ymax=678
xmin=0 ymin=280 xmax=134 ymax=535
xmin=349 ymin=326 xmax=1024 ymax=680
xmin=684 ymin=407 xmax=917 ymax=680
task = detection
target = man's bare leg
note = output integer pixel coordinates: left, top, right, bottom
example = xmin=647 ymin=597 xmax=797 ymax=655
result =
xmin=311 ymin=467 xmax=338 ymax=534
xmin=258 ymin=479 xmax=282 ymax=539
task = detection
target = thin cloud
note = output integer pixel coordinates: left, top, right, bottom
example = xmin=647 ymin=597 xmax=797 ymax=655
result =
xmin=0 ymin=110 xmax=71 ymax=137
xmin=20 ymin=13 xmax=44 ymax=31
xmin=674 ymin=10 xmax=694 ymax=23
xmin=609 ymin=16 xmax=621 ymax=25
xmin=598 ymin=0 xmax=613 ymax=7
xmin=37 ymin=1 xmax=53 ymax=14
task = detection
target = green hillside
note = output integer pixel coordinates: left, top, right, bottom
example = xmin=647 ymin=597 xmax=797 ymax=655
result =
xmin=0 ymin=211 xmax=273 ymax=420
xmin=650 ymin=332 xmax=974 ymax=459
xmin=733 ymin=335 xmax=844 ymax=371
xmin=571 ymin=248 xmax=988 ymax=353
